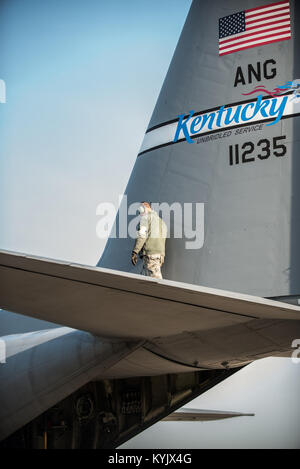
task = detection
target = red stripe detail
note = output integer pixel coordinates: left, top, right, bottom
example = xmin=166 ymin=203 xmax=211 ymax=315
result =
xmin=219 ymin=35 xmax=291 ymax=56
xmin=242 ymin=87 xmax=289 ymax=97
xmin=219 ymin=25 xmax=290 ymax=45
xmin=246 ymin=17 xmax=290 ymax=30
xmin=246 ymin=1 xmax=289 ymax=14
xmin=246 ymin=11 xmax=290 ymax=24
xmin=219 ymin=30 xmax=290 ymax=50
xmin=246 ymin=5 xmax=289 ymax=19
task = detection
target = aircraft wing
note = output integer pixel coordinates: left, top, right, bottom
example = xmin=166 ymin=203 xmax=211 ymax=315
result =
xmin=163 ymin=408 xmax=255 ymax=421
xmin=1 ymin=249 xmax=300 ymax=371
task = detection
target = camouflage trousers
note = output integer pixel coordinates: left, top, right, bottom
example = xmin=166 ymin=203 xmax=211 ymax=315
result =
xmin=142 ymin=254 xmax=164 ymax=279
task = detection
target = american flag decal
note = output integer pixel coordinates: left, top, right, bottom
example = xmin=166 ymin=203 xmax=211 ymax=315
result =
xmin=219 ymin=0 xmax=291 ymax=56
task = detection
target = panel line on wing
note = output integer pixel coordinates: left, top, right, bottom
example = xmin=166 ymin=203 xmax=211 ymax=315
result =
xmin=0 ymin=263 xmax=259 ymax=321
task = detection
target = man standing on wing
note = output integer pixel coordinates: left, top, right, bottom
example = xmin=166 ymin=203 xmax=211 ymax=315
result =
xmin=131 ymin=201 xmax=167 ymax=279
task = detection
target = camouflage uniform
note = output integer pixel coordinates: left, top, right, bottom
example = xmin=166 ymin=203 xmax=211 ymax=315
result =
xmin=133 ymin=210 xmax=167 ymax=279
xmin=142 ymin=254 xmax=164 ymax=279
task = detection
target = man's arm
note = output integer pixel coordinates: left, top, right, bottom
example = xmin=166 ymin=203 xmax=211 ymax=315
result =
xmin=132 ymin=215 xmax=148 ymax=254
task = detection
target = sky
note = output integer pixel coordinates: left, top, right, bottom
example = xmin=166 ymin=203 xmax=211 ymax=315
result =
xmin=0 ymin=0 xmax=299 ymax=449
xmin=0 ymin=0 xmax=192 ymax=265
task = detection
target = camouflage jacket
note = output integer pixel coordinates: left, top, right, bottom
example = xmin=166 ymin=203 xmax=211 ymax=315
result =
xmin=133 ymin=210 xmax=167 ymax=256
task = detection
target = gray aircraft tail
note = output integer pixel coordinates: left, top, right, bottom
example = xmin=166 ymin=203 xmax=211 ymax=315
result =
xmin=99 ymin=0 xmax=300 ymax=300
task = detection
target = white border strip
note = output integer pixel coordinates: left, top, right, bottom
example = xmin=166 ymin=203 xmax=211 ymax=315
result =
xmin=139 ymin=96 xmax=300 ymax=155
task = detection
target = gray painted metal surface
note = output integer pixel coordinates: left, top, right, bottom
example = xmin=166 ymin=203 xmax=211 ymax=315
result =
xmin=99 ymin=0 xmax=300 ymax=299
xmin=1 ymin=250 xmax=300 ymax=338
xmin=1 ymin=250 xmax=299 ymax=375
xmin=163 ymin=408 xmax=255 ymax=421
xmin=0 ymin=327 xmax=140 ymax=441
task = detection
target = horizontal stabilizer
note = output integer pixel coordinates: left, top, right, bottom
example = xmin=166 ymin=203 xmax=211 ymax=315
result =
xmin=163 ymin=408 xmax=255 ymax=422
xmin=1 ymin=250 xmax=300 ymax=341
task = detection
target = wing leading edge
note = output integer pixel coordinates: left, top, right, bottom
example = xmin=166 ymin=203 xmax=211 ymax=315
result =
xmin=1 ymin=249 xmax=300 ymax=370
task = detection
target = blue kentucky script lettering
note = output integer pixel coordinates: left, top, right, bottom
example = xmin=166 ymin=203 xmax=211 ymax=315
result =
xmin=173 ymin=94 xmax=289 ymax=144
